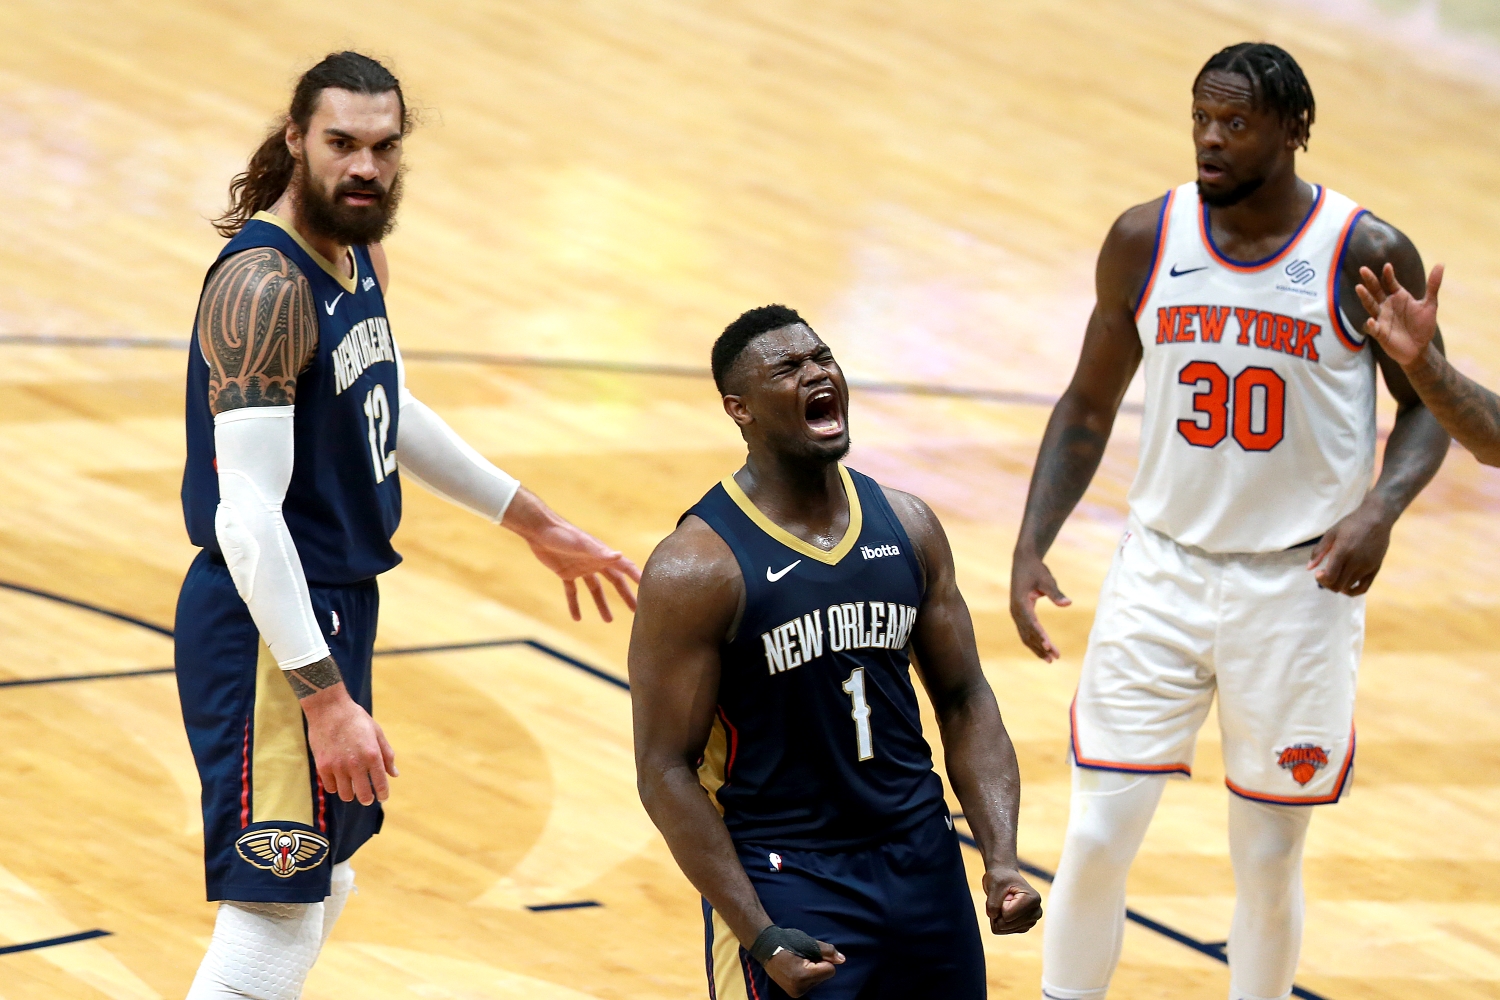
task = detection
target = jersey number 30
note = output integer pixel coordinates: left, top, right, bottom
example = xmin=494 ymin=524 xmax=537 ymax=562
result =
xmin=1176 ymin=361 xmax=1285 ymax=451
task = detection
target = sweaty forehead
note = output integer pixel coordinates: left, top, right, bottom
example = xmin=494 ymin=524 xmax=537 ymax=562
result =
xmin=1194 ymin=70 xmax=1257 ymax=109
xmin=744 ymin=324 xmax=826 ymax=368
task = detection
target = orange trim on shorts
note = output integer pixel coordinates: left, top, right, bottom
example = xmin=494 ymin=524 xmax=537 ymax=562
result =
xmin=1225 ymin=725 xmax=1356 ymax=806
xmin=1198 ymin=184 xmax=1326 ymax=273
xmin=1069 ymin=697 xmax=1193 ymax=777
xmin=1132 ymin=189 xmax=1176 ymax=323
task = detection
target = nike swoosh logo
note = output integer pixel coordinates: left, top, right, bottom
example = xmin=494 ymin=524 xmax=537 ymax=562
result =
xmin=766 ymin=560 xmax=801 ymax=582
xmin=323 ymin=292 xmax=344 ymax=315
xmin=1169 ymin=264 xmax=1207 ymax=277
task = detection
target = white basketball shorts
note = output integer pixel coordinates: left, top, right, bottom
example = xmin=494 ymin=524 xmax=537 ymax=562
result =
xmin=1071 ymin=517 xmax=1360 ymax=804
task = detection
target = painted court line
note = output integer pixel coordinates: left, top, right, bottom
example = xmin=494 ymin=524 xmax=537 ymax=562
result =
xmin=0 ymin=929 xmax=112 ymax=956
xmin=0 ymin=580 xmax=1332 ymax=997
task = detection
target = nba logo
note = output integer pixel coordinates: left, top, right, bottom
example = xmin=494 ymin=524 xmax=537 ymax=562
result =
xmin=769 ymin=852 xmax=783 ymax=872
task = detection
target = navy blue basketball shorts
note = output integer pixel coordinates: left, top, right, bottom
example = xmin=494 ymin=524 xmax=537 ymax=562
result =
xmin=704 ymin=811 xmax=986 ymax=999
xmin=174 ymin=549 xmax=383 ymax=904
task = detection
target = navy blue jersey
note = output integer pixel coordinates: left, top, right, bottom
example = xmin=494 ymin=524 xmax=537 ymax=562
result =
xmin=687 ymin=466 xmax=947 ymax=851
xmin=182 ymin=212 xmax=402 ymax=586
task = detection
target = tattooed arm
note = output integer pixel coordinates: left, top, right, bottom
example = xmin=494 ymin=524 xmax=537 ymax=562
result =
xmin=1354 ymin=261 xmax=1500 ymax=465
xmin=199 ymin=247 xmax=397 ymax=804
xmin=1009 ymin=200 xmax=1156 ymax=661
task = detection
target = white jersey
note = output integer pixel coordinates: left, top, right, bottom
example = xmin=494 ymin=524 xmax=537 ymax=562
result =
xmin=1127 ymin=182 xmax=1377 ymax=554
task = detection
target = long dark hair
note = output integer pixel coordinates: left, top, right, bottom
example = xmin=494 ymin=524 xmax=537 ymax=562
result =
xmin=213 ymin=51 xmax=412 ymax=238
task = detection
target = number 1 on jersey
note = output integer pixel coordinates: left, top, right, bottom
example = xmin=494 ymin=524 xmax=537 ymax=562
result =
xmin=842 ymin=667 xmax=875 ymax=761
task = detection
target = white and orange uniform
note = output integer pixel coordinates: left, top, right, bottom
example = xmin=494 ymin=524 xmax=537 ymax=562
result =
xmin=1073 ymin=182 xmax=1373 ymax=804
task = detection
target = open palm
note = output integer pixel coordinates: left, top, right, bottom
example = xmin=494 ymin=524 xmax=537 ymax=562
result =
xmin=1356 ymin=261 xmax=1443 ymax=366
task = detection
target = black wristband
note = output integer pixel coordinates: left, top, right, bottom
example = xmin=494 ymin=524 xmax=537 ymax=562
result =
xmin=748 ymin=925 xmax=824 ymax=965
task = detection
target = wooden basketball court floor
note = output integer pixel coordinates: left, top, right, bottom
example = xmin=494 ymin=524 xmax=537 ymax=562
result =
xmin=3 ymin=1 xmax=1500 ymax=997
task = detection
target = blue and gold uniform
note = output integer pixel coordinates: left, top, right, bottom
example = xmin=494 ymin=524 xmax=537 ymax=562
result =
xmin=688 ymin=466 xmax=985 ymax=999
xmin=175 ymin=212 xmax=400 ymax=903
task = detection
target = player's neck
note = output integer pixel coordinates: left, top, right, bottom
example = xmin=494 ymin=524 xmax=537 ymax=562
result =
xmin=267 ymin=189 xmax=355 ymax=279
xmin=1200 ymin=167 xmax=1308 ymax=241
xmin=737 ymin=453 xmax=847 ymax=536
xmin=1204 ymin=166 xmax=1312 ymax=243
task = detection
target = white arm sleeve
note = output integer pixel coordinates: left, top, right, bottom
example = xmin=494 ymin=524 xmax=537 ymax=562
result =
xmin=394 ymin=346 xmax=520 ymax=522
xmin=213 ymin=406 xmax=331 ymax=671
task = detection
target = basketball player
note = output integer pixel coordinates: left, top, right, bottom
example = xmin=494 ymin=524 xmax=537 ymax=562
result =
xmin=1354 ymin=262 xmax=1500 ymax=464
xmin=630 ymin=306 xmax=1042 ymax=1000
xmin=1007 ymin=44 xmax=1450 ymax=1000
xmin=175 ymin=53 xmax=638 ymax=999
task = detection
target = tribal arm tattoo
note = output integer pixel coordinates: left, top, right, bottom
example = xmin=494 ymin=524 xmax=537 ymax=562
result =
xmin=284 ymin=657 xmax=345 ymax=700
xmin=198 ymin=247 xmax=318 ymax=413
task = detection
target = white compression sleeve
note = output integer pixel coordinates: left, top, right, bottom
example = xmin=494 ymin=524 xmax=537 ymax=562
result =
xmin=1226 ymin=796 xmax=1311 ymax=1000
xmin=186 ymin=900 xmax=324 ymax=1000
xmin=393 ymin=347 xmax=520 ymax=522
xmin=1041 ymin=768 xmax=1168 ymax=1000
xmin=214 ymin=407 xmax=330 ymax=670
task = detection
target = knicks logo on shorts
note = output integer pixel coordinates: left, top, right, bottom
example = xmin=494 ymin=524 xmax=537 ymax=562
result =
xmin=235 ymin=828 xmax=331 ymax=878
xmin=1276 ymin=744 xmax=1330 ymax=786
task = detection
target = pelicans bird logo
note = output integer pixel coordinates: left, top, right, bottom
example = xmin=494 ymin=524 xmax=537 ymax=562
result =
xmin=235 ymin=828 xmax=331 ymax=878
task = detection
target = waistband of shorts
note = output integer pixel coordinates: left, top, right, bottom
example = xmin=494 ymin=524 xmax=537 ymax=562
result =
xmin=1127 ymin=516 xmax=1324 ymax=561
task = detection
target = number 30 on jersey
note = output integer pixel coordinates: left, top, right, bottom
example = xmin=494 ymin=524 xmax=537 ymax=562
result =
xmin=1177 ymin=361 xmax=1286 ymax=452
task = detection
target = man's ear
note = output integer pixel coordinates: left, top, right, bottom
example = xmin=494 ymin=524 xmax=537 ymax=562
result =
xmin=722 ymin=394 xmax=753 ymax=430
xmin=284 ymin=117 xmax=305 ymax=163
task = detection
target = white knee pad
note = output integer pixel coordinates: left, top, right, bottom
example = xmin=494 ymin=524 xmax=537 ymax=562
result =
xmin=321 ymin=862 xmax=356 ymax=947
xmin=187 ymin=899 xmax=325 ymax=1000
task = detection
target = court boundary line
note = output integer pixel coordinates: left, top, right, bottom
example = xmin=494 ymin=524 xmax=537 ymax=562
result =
xmin=0 ymin=334 xmax=1145 ymax=413
xmin=0 ymin=580 xmax=1333 ymax=998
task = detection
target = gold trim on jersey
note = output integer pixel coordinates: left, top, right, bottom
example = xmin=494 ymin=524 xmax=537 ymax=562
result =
xmin=719 ymin=465 xmax=862 ymax=566
xmin=251 ymin=641 xmax=314 ymax=826
xmin=697 ymin=716 xmax=729 ymax=817
xmin=710 ymin=908 xmax=750 ymax=1000
xmin=251 ymin=211 xmax=359 ymax=294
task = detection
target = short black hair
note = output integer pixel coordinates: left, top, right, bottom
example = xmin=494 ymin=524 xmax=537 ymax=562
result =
xmin=1194 ymin=43 xmax=1316 ymax=150
xmin=711 ymin=305 xmax=810 ymax=393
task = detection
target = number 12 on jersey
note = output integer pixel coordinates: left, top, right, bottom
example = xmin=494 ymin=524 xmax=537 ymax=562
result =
xmin=362 ymin=384 xmax=397 ymax=482
xmin=842 ymin=667 xmax=875 ymax=761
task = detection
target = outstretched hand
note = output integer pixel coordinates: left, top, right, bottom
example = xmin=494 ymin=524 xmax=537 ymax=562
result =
xmin=525 ymin=519 xmax=640 ymax=622
xmin=1356 ymin=261 xmax=1443 ymax=366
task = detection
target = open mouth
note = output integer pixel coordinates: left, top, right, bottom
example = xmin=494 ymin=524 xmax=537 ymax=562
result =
xmin=1197 ymin=159 xmax=1228 ymax=183
xmin=804 ymin=387 xmax=845 ymax=438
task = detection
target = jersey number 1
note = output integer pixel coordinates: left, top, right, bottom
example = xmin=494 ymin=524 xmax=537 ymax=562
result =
xmin=362 ymin=384 xmax=397 ymax=482
xmin=1177 ymin=361 xmax=1285 ymax=452
xmin=842 ymin=668 xmax=875 ymax=762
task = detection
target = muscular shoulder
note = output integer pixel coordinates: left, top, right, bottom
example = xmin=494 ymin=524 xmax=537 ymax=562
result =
xmin=199 ymin=247 xmax=318 ymax=412
xmin=880 ymin=485 xmax=946 ymax=588
xmin=1098 ymin=194 xmax=1169 ymax=309
xmin=1344 ymin=212 xmax=1418 ymax=273
xmin=639 ymin=515 xmax=744 ymax=622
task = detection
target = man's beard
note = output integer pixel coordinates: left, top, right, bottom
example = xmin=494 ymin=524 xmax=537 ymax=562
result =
xmin=1197 ymin=174 xmax=1264 ymax=208
xmin=298 ymin=162 xmax=404 ymax=246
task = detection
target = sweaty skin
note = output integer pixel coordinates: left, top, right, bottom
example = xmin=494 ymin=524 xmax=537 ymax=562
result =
xmin=1009 ymin=70 xmax=1449 ymax=661
xmin=631 ymin=324 xmax=1041 ymax=998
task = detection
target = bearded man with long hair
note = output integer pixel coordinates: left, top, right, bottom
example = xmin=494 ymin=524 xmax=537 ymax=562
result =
xmin=176 ymin=51 xmax=639 ymax=999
